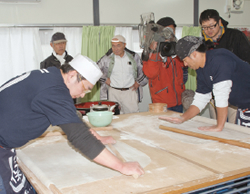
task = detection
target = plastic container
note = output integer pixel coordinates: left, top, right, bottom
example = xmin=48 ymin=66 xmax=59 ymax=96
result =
xmin=86 ymin=111 xmax=113 ymax=127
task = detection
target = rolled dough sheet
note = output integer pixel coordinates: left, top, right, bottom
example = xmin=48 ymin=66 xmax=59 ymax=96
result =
xmin=16 ymin=136 xmax=151 ymax=190
xmin=112 ymin=114 xmax=250 ymax=144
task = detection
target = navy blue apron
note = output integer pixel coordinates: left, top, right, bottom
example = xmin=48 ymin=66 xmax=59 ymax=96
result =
xmin=0 ymin=146 xmax=36 ymax=194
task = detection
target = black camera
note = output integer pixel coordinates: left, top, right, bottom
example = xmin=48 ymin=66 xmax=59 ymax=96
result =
xmin=138 ymin=12 xmax=177 ymax=61
xmin=159 ymin=42 xmax=176 ymax=57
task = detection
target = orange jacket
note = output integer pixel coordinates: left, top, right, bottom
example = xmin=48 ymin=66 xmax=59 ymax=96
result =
xmin=143 ymin=54 xmax=185 ymax=108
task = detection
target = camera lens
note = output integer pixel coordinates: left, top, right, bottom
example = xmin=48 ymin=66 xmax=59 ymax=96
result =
xmin=159 ymin=42 xmax=176 ymax=57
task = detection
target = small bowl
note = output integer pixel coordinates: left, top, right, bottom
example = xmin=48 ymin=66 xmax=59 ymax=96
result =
xmin=86 ymin=111 xmax=113 ymax=127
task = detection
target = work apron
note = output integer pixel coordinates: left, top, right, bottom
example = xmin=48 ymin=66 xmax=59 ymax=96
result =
xmin=236 ymin=108 xmax=250 ymax=127
xmin=0 ymin=146 xmax=36 ymax=194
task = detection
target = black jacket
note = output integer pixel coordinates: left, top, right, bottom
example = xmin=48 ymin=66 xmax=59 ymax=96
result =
xmin=40 ymin=51 xmax=73 ymax=69
xmin=203 ymin=18 xmax=250 ymax=64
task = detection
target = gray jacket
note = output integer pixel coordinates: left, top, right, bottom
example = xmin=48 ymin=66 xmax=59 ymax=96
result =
xmin=97 ymin=48 xmax=148 ymax=102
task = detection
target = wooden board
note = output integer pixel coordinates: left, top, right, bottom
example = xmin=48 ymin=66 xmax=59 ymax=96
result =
xmin=17 ymin=111 xmax=250 ymax=194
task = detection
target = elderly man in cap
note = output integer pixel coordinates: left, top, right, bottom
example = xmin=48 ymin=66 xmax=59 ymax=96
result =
xmin=40 ymin=32 xmax=73 ymax=69
xmin=0 ymin=54 xmax=144 ymax=193
xmin=97 ymin=35 xmax=148 ymax=114
xmin=160 ymin=36 xmax=250 ymax=131
xmin=142 ymin=17 xmax=187 ymax=113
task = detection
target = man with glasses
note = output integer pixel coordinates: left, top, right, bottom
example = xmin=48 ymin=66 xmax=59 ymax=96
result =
xmin=199 ymin=9 xmax=250 ymax=64
xmin=199 ymin=9 xmax=250 ymax=124
xmin=0 ymin=54 xmax=144 ymax=194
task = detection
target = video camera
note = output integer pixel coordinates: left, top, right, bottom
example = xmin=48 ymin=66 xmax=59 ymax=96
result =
xmin=138 ymin=12 xmax=177 ymax=61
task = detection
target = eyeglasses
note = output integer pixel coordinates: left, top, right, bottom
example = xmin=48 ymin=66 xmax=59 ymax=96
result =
xmin=81 ymin=82 xmax=91 ymax=94
xmin=78 ymin=74 xmax=91 ymax=94
xmin=201 ymin=22 xmax=218 ymax=31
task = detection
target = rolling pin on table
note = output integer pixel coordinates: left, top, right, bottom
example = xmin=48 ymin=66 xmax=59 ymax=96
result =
xmin=159 ymin=125 xmax=250 ymax=150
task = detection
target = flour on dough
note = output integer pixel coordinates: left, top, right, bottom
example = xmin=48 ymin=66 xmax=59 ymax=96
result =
xmin=17 ymin=137 xmax=150 ymax=189
xmin=112 ymin=114 xmax=250 ymax=145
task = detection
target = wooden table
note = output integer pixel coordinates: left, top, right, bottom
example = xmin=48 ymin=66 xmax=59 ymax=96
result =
xmin=17 ymin=111 xmax=250 ymax=194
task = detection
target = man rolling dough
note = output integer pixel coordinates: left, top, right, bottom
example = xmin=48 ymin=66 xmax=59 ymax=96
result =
xmin=0 ymin=54 xmax=144 ymax=194
xmin=160 ymin=36 xmax=250 ymax=131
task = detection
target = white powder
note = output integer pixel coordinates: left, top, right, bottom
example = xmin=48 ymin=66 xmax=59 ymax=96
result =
xmin=112 ymin=114 xmax=250 ymax=145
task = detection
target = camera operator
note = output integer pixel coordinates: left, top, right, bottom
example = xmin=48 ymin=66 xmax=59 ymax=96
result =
xmin=142 ymin=17 xmax=187 ymax=113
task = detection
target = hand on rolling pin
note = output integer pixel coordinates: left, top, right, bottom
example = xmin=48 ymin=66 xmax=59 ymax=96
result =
xmin=120 ymin=161 xmax=144 ymax=177
xmin=159 ymin=116 xmax=184 ymax=124
xmin=90 ymin=128 xmax=116 ymax=145
xmin=94 ymin=148 xmax=144 ymax=178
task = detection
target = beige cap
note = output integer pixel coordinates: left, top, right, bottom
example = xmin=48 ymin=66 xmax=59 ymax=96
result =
xmin=69 ymin=54 xmax=103 ymax=85
xmin=111 ymin=35 xmax=126 ymax=43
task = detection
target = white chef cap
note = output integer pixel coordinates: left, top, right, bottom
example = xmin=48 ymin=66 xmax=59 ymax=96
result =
xmin=69 ymin=54 xmax=102 ymax=85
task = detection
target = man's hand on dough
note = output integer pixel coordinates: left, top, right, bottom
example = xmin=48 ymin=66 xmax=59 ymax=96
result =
xmin=159 ymin=116 xmax=184 ymax=124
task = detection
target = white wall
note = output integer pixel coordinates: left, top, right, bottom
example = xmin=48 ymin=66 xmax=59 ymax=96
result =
xmin=99 ymin=0 xmax=193 ymax=25
xmin=1 ymin=0 xmax=193 ymax=25
xmin=0 ymin=0 xmax=249 ymax=26
xmin=0 ymin=0 xmax=93 ymax=25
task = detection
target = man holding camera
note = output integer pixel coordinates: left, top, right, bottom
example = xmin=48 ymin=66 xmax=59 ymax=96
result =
xmin=142 ymin=17 xmax=187 ymax=113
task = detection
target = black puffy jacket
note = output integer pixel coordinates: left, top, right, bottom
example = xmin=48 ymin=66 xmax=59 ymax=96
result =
xmin=203 ymin=17 xmax=250 ymax=64
xmin=40 ymin=51 xmax=73 ymax=69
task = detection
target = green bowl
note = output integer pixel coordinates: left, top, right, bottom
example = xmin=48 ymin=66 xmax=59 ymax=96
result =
xmin=86 ymin=111 xmax=113 ymax=127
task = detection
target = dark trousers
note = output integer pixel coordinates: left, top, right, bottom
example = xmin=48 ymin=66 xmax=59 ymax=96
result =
xmin=0 ymin=147 xmax=36 ymax=194
xmin=168 ymin=104 xmax=183 ymax=113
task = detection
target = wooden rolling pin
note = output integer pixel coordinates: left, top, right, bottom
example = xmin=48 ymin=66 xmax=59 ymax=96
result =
xmin=159 ymin=125 xmax=250 ymax=150
xmin=108 ymin=144 xmax=139 ymax=179
xmin=49 ymin=184 xmax=62 ymax=194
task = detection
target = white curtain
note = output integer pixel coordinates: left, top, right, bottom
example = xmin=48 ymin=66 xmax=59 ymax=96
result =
xmin=114 ymin=27 xmax=133 ymax=50
xmin=0 ymin=28 xmax=43 ymax=86
xmin=175 ymin=27 xmax=183 ymax=40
